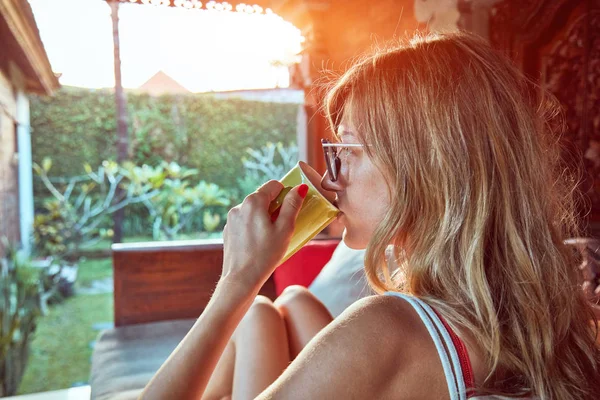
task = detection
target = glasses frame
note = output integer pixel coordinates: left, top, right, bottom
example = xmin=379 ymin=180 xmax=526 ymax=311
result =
xmin=321 ymin=138 xmax=364 ymax=182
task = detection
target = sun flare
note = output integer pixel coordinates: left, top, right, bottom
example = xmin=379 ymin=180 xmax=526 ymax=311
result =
xmin=29 ymin=0 xmax=304 ymax=92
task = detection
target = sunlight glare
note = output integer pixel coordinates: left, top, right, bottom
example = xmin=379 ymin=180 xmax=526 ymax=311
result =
xmin=28 ymin=0 xmax=304 ymax=92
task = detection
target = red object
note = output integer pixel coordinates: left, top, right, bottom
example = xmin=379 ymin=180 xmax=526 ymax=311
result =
xmin=273 ymin=239 xmax=340 ymax=296
xmin=435 ymin=311 xmax=475 ymax=396
xmin=298 ymin=184 xmax=309 ymax=198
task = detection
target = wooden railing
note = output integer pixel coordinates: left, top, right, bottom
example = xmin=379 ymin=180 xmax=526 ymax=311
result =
xmin=111 ymin=239 xmax=276 ymax=327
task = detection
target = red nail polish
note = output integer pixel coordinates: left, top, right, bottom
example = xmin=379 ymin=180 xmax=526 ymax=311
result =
xmin=298 ymin=184 xmax=309 ymax=198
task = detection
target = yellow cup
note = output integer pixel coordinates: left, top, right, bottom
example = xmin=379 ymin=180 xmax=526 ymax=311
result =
xmin=274 ymin=161 xmax=339 ymax=264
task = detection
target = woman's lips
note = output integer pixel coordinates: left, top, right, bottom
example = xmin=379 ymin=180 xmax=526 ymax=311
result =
xmin=333 ymin=201 xmax=344 ymax=218
xmin=332 ymin=195 xmax=341 ymax=207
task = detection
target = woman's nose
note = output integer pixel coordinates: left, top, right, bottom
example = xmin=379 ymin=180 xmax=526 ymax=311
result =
xmin=320 ymin=170 xmax=344 ymax=193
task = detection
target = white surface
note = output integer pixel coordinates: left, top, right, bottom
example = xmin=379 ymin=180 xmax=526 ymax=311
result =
xmin=17 ymin=89 xmax=33 ymax=254
xmin=309 ymin=241 xmax=372 ymax=317
xmin=5 ymin=386 xmax=90 ymax=400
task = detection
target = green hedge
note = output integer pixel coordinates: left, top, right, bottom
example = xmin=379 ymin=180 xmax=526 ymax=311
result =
xmin=31 ymin=87 xmax=299 ymax=192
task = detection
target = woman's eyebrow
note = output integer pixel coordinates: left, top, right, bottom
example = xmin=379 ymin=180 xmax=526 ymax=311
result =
xmin=336 ymin=126 xmax=355 ymax=139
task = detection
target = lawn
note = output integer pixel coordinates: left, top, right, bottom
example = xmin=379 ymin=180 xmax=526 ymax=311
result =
xmin=17 ymin=256 xmax=114 ymax=394
xmin=76 ymin=257 xmax=113 ymax=288
xmin=16 ymin=232 xmax=224 ymax=395
xmin=18 ymin=292 xmax=113 ymax=394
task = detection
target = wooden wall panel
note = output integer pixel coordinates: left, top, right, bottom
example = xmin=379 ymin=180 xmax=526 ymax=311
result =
xmin=112 ymin=240 xmax=276 ymax=327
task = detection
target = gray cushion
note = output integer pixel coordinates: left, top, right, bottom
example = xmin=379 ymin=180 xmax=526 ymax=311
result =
xmin=90 ymin=319 xmax=195 ymax=400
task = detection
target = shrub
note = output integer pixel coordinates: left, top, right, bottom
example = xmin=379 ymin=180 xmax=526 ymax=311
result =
xmin=30 ymin=87 xmax=299 ymax=194
xmin=237 ymin=142 xmax=299 ymax=198
xmin=122 ymin=161 xmax=230 ymax=239
xmin=32 ymin=159 xmax=158 ymax=260
xmin=0 ymin=240 xmax=42 ymax=397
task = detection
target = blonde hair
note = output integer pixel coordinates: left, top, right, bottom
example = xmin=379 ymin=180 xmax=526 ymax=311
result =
xmin=325 ymin=32 xmax=600 ymax=399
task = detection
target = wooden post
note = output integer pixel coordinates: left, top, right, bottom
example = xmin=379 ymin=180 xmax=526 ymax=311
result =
xmin=298 ymin=15 xmax=332 ymax=175
xmin=109 ymin=0 xmax=129 ymax=243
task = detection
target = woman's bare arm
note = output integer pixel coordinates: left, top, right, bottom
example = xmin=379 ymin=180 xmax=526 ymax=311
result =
xmin=139 ymin=275 xmax=259 ymax=400
xmin=140 ymin=181 xmax=308 ymax=400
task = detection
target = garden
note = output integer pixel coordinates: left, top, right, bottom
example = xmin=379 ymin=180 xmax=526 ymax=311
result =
xmin=2 ymin=86 xmax=299 ymax=395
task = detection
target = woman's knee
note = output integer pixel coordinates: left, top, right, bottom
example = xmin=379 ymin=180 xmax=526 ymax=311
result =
xmin=274 ymin=285 xmax=319 ymax=309
xmin=239 ymin=295 xmax=285 ymax=333
xmin=273 ymin=286 xmax=333 ymax=358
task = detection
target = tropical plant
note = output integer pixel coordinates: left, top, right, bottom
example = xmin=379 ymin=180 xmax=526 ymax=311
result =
xmin=33 ymin=159 xmax=159 ymax=260
xmin=30 ymin=87 xmax=298 ymax=194
xmin=238 ymin=142 xmax=298 ymax=197
xmin=122 ymin=161 xmax=230 ymax=240
xmin=202 ymin=210 xmax=221 ymax=233
xmin=0 ymin=239 xmax=42 ymax=397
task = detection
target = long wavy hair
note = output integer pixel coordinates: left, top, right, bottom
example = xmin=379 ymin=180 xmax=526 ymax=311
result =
xmin=325 ymin=32 xmax=600 ymax=399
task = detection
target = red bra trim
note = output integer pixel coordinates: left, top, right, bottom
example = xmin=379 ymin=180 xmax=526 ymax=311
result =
xmin=435 ymin=312 xmax=476 ymax=398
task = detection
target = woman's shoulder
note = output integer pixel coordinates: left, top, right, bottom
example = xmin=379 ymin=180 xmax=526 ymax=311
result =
xmin=316 ymin=294 xmax=416 ymax=354
xmin=303 ymin=294 xmax=418 ymax=356
xmin=337 ymin=293 xmax=422 ymax=329
xmin=335 ymin=293 xmax=440 ymax=352
xmin=261 ymin=294 xmax=449 ymax=399
xmin=335 ymin=295 xmax=449 ymax=378
xmin=339 ymin=294 xmax=468 ymax=396
xmin=340 ymin=292 xmax=430 ymax=324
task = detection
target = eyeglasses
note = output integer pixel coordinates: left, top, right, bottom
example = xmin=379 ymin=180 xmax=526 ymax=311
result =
xmin=321 ymin=138 xmax=365 ymax=182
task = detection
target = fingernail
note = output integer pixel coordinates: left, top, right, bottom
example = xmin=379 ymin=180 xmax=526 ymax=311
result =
xmin=298 ymin=184 xmax=309 ymax=199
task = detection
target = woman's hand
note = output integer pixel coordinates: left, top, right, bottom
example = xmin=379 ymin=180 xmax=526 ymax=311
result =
xmin=141 ymin=181 xmax=307 ymax=400
xmin=222 ymin=180 xmax=308 ymax=292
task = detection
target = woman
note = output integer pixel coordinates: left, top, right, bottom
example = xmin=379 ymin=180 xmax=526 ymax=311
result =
xmin=141 ymin=32 xmax=600 ymax=399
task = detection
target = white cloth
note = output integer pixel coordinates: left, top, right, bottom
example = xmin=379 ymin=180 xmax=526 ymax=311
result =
xmin=308 ymin=241 xmax=372 ymax=317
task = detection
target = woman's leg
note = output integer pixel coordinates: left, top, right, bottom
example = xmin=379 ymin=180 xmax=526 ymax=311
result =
xmin=201 ymin=296 xmax=289 ymax=400
xmin=231 ymin=295 xmax=290 ymax=400
xmin=274 ymin=285 xmax=334 ymax=358
xmin=202 ymin=287 xmax=333 ymax=400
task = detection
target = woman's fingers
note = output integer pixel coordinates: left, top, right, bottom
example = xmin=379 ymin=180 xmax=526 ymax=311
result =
xmin=222 ymin=183 xmax=309 ymax=287
xmin=276 ymin=184 xmax=308 ymax=229
xmin=254 ymin=180 xmax=285 ymax=205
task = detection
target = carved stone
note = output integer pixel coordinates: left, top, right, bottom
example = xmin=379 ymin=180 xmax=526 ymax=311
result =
xmin=489 ymin=0 xmax=600 ymax=230
xmin=543 ymin=10 xmax=600 ymax=215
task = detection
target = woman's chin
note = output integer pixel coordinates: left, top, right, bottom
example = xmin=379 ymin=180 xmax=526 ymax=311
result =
xmin=342 ymin=228 xmax=368 ymax=250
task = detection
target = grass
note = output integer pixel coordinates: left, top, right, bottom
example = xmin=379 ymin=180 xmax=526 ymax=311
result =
xmin=76 ymin=258 xmax=113 ymax=287
xmin=17 ymin=292 xmax=114 ymax=394
xmin=16 ymin=230 xmax=225 ymax=395
xmin=17 ymin=257 xmax=114 ymax=394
